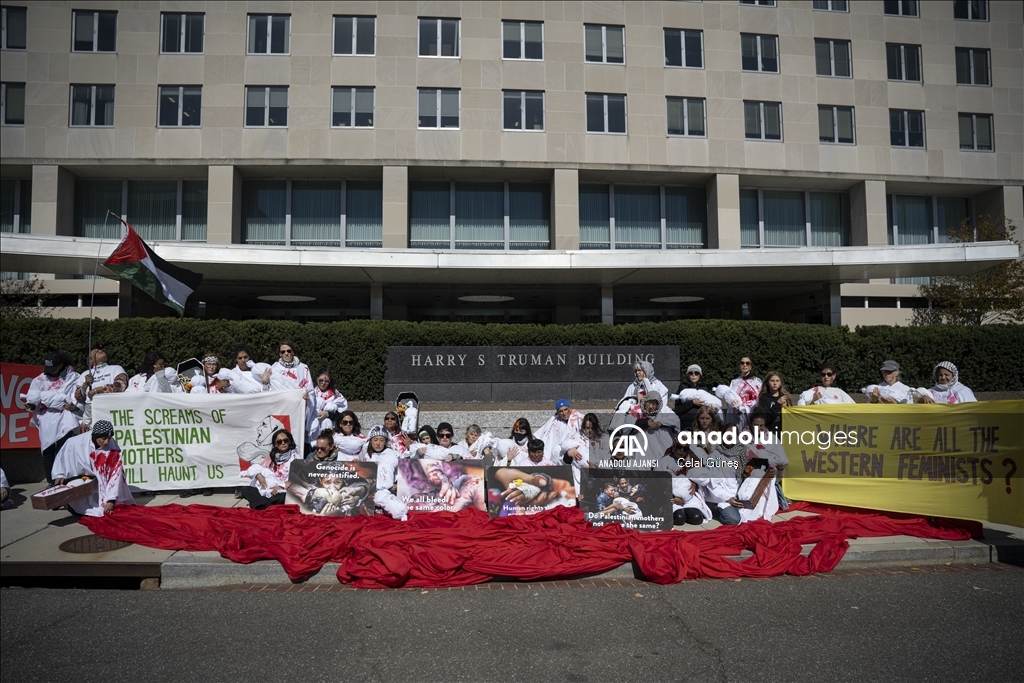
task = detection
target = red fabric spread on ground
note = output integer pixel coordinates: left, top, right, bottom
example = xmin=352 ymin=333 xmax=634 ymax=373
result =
xmin=81 ymin=503 xmax=982 ymax=589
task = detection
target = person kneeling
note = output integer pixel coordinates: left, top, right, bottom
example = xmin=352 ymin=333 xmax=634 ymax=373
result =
xmin=239 ymin=428 xmax=300 ymax=510
xmin=51 ymin=420 xmax=135 ymax=517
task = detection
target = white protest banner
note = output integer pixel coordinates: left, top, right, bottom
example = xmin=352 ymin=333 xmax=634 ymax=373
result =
xmin=92 ymin=389 xmax=306 ymax=491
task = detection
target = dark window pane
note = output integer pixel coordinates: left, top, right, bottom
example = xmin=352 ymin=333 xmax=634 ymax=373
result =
xmin=664 ymin=30 xmax=682 ymax=67
xmin=249 ymin=15 xmax=267 ymax=53
xmin=6 ymin=7 xmax=26 ymax=49
xmin=182 ymin=87 xmax=201 ymax=126
xmin=270 ymin=16 xmax=288 ymax=53
xmin=972 ymin=0 xmax=987 ymax=20
xmin=419 ymin=19 xmax=436 ymax=56
xmin=973 ymin=50 xmax=989 ymax=85
xmin=95 ymin=86 xmax=114 ymax=125
xmin=335 ymin=17 xmax=353 ymax=54
xmin=761 ymin=36 xmax=778 ymax=72
xmin=333 ymin=88 xmax=351 ymax=126
xmin=953 ymin=1 xmax=968 ymax=19
xmin=159 ymin=87 xmax=179 ymax=126
xmin=524 ymin=91 xmax=543 ymax=129
xmin=905 ymin=1 xmax=918 ymax=16
xmin=744 ymin=102 xmax=760 ymax=138
xmin=503 ymin=91 xmax=521 ymax=129
xmin=440 ymin=19 xmax=458 ymax=56
xmin=958 ymin=114 xmax=973 ymax=148
xmin=667 ymin=98 xmax=685 ymax=135
xmin=813 ymin=0 xmax=829 ymax=8
xmin=884 ymin=0 xmax=899 ymax=14
xmin=268 ymin=87 xmax=287 ymax=125
xmin=834 ymin=1 xmax=848 ymax=9
xmin=606 ymin=26 xmax=623 ymax=63
xmin=687 ymin=99 xmax=705 ymax=136
xmin=245 ymin=88 xmax=265 ymax=126
xmin=418 ymin=90 xmax=436 ymax=127
xmin=162 ymin=14 xmax=181 ymax=52
xmin=905 ymin=46 xmax=920 ymax=81
xmin=74 ymin=12 xmax=94 ymax=51
xmin=185 ymin=14 xmax=203 ymax=52
xmin=684 ymin=31 xmax=702 ymax=68
xmin=890 ymin=110 xmax=905 ymax=146
xmin=71 ymin=86 xmax=92 ymax=125
xmin=356 ymin=17 xmax=375 ymax=54
xmin=976 ymin=115 xmax=991 ymax=150
xmin=354 ymin=88 xmax=373 ymax=126
xmin=4 ymin=83 xmax=25 ymax=124
xmin=586 ymin=94 xmax=604 ymax=132
xmin=834 ymin=41 xmax=851 ymax=77
xmin=440 ymin=89 xmax=459 ymax=127
xmin=818 ymin=107 xmax=834 ymax=142
xmin=503 ymin=22 xmax=520 ymax=59
xmin=524 ymin=22 xmax=542 ymax=59
xmin=955 ymin=48 xmax=970 ymax=83
xmin=741 ymin=34 xmax=758 ymax=71
xmin=764 ymin=103 xmax=781 ymax=139
xmin=584 ymin=25 xmax=603 ymax=61
xmin=836 ymin=107 xmax=854 ymax=143
xmin=815 ymin=39 xmax=832 ymax=75
xmin=607 ymin=95 xmax=625 ymax=132
xmin=886 ymin=44 xmax=901 ymax=79
xmin=907 ymin=111 xmax=923 ymax=147
xmin=96 ymin=13 xmax=116 ymax=51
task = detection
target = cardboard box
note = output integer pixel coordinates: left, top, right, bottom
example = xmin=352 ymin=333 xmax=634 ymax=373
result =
xmin=31 ymin=478 xmax=98 ymax=510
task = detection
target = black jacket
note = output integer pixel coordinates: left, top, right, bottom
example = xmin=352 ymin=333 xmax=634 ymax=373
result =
xmin=758 ymin=393 xmax=786 ymax=434
xmin=673 ymin=379 xmax=710 ymax=427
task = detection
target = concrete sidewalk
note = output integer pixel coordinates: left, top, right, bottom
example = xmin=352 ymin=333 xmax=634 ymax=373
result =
xmin=2 ymin=480 xmax=1021 ymax=589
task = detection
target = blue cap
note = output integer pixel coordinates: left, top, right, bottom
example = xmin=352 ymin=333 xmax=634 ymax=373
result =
xmin=555 ymin=399 xmax=570 ymax=410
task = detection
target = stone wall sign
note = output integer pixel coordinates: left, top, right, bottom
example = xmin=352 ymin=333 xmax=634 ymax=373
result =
xmin=384 ymin=346 xmax=680 ymax=403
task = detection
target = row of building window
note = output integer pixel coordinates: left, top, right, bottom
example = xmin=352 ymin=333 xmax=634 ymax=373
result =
xmin=2 ymin=178 xmax=974 ymax=254
xmin=0 ymin=82 xmax=995 ymax=152
xmin=0 ymin=7 xmax=995 ymax=78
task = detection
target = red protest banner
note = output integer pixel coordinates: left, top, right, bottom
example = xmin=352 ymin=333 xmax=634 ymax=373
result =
xmin=1 ymin=362 xmax=42 ymax=450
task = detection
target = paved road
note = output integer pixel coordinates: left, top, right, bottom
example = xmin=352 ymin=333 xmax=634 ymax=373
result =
xmin=2 ymin=567 xmax=1022 ymax=683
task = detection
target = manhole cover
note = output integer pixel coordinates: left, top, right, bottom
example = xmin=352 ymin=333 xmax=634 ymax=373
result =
xmin=59 ymin=535 xmax=134 ymax=554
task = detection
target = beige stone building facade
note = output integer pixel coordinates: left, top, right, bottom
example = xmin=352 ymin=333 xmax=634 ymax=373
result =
xmin=2 ymin=0 xmax=1021 ymax=324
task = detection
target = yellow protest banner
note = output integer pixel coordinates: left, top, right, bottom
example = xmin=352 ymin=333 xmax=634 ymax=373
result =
xmin=780 ymin=400 xmax=1023 ymax=527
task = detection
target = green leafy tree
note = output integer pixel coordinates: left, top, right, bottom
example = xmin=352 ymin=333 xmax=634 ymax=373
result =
xmin=912 ymin=215 xmax=1024 ymax=325
xmin=0 ymin=276 xmax=52 ymax=319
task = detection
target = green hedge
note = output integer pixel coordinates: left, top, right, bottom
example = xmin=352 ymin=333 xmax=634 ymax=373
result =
xmin=2 ymin=318 xmax=1021 ymax=399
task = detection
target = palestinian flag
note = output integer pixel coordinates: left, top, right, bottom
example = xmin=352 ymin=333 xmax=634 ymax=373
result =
xmin=103 ymin=219 xmax=203 ymax=316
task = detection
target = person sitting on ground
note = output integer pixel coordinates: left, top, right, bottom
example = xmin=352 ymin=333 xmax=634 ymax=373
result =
xmin=560 ymin=412 xmax=603 ymax=495
xmin=749 ymin=411 xmax=789 ymax=511
xmin=861 ymin=360 xmax=912 ymax=404
xmin=757 ymin=370 xmax=790 ymax=434
xmin=310 ymin=368 xmax=347 ymax=444
xmin=511 ymin=438 xmax=557 ymax=467
xmin=917 ymin=361 xmax=978 ymax=404
xmin=126 ymin=351 xmax=180 ymax=393
xmin=223 ymin=345 xmax=264 ymax=395
xmin=239 ymin=428 xmax=301 ymax=510
xmin=189 ymin=352 xmax=229 ymax=394
xmin=382 ymin=411 xmax=407 ymax=456
xmin=491 ymin=418 xmax=534 ymax=466
xmin=623 ymin=360 xmax=670 ymax=407
xmin=690 ymin=404 xmax=722 ymax=439
xmin=458 ymin=424 xmax=493 ymax=460
xmin=798 ymin=364 xmax=856 ymax=406
xmin=307 ymin=429 xmax=339 ymax=461
xmin=75 ymin=348 xmax=128 ymax=427
xmin=1 ymin=468 xmax=13 ymax=510
xmin=437 ymin=422 xmax=471 ymax=459
xmin=51 ymin=420 xmax=135 ymax=517
xmin=661 ymin=441 xmax=712 ymax=526
xmin=360 ymin=425 xmax=408 ymax=521
xmin=726 ymin=355 xmax=762 ymax=429
xmin=24 ymin=352 xmax=82 ymax=485
xmin=673 ymin=364 xmax=715 ymax=426
xmin=332 ymin=410 xmax=365 ymax=461
xmin=534 ymin=399 xmax=582 ymax=463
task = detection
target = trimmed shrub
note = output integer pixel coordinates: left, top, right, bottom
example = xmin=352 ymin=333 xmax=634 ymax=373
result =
xmin=2 ymin=318 xmax=1021 ymax=399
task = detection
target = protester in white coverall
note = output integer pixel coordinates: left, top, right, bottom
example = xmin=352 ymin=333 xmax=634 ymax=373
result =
xmin=490 ymin=418 xmax=534 ymax=466
xmin=239 ymin=428 xmax=301 ymax=509
xmin=727 ymin=356 xmax=762 ymax=430
xmin=126 ymin=351 xmax=181 ymax=393
xmin=222 ymin=345 xmax=265 ymax=395
xmin=332 ymin=410 xmax=366 ymax=461
xmin=189 ymin=353 xmax=228 ymax=394
xmin=797 ymin=364 xmax=856 ymax=406
xmin=24 ymin=353 xmax=82 ymax=485
xmin=623 ymin=360 xmax=670 ymax=407
xmin=861 ymin=360 xmax=912 ymax=404
xmin=309 ymin=368 xmax=347 ymax=444
xmin=75 ymin=349 xmax=128 ymax=427
xmin=534 ymin=400 xmax=582 ymax=463
xmin=51 ymin=420 xmax=135 ymax=517
xmin=560 ymin=413 xmax=603 ymax=495
xmin=919 ymin=361 xmax=978 ymax=404
xmin=361 ymin=425 xmax=408 ymax=521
